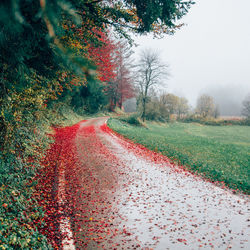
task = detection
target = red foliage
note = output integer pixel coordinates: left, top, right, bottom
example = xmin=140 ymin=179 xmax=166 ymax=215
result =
xmin=35 ymin=122 xmax=82 ymax=248
xmin=88 ymin=30 xmax=117 ymax=83
xmin=33 ymin=119 xmax=244 ymax=249
xmin=113 ymin=41 xmax=135 ymax=108
xmin=88 ymin=30 xmax=134 ymax=110
xmin=34 ymin=121 xmax=134 ymax=248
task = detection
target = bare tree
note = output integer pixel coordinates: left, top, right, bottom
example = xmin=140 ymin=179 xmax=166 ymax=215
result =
xmin=196 ymin=94 xmax=215 ymax=118
xmin=176 ymin=97 xmax=189 ymax=119
xmin=136 ymin=49 xmax=169 ymax=121
xmin=213 ymin=104 xmax=220 ymax=118
xmin=242 ymin=94 xmax=250 ymax=118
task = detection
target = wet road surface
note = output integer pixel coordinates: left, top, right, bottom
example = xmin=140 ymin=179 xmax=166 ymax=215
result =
xmin=63 ymin=118 xmax=249 ymax=249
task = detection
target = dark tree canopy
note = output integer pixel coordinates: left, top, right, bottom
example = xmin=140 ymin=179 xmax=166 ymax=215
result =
xmin=126 ymin=0 xmax=194 ymax=33
xmin=0 ymin=0 xmax=194 ymax=87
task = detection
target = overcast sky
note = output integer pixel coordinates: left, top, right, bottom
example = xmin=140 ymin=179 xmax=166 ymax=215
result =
xmin=132 ymin=0 xmax=250 ymax=114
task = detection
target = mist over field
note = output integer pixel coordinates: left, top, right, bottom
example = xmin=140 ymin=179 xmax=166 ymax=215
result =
xmin=133 ymin=0 xmax=250 ymax=116
xmin=202 ymin=84 xmax=250 ymax=116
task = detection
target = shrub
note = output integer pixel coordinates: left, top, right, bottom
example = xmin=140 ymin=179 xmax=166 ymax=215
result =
xmin=0 ymin=152 xmax=51 ymax=249
xmin=118 ymin=114 xmax=146 ymax=127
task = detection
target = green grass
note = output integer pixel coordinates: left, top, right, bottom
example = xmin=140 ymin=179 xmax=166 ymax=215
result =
xmin=108 ymin=118 xmax=250 ymax=194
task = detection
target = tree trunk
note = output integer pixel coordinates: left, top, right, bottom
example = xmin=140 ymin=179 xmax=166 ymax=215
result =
xmin=142 ymin=97 xmax=146 ymax=122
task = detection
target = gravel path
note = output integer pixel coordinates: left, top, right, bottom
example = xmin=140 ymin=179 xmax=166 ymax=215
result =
xmin=63 ymin=117 xmax=249 ymax=249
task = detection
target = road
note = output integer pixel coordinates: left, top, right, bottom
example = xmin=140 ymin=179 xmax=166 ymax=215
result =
xmin=59 ymin=117 xmax=249 ymax=250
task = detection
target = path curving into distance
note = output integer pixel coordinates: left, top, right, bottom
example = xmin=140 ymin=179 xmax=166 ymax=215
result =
xmin=58 ymin=117 xmax=249 ymax=249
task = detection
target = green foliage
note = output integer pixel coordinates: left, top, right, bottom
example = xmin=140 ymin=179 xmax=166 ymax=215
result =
xmin=126 ymin=0 xmax=194 ymax=34
xmin=117 ymin=114 xmax=145 ymax=127
xmin=0 ymin=143 xmax=52 ymax=249
xmin=108 ymin=119 xmax=250 ymax=194
xmin=143 ymin=97 xmax=170 ymax=122
xmin=70 ymin=80 xmax=108 ymax=114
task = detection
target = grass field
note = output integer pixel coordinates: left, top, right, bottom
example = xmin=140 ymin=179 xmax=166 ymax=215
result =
xmin=108 ymin=118 xmax=250 ymax=194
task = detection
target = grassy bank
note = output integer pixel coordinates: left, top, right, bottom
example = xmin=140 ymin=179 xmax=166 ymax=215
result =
xmin=108 ymin=118 xmax=250 ymax=194
xmin=0 ymin=105 xmax=86 ymax=249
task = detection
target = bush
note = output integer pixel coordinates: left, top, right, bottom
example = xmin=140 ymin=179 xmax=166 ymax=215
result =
xmin=113 ymin=107 xmax=125 ymax=115
xmin=144 ymin=101 xmax=162 ymax=121
xmin=0 ymin=152 xmax=51 ymax=249
xmin=118 ymin=114 xmax=145 ymax=127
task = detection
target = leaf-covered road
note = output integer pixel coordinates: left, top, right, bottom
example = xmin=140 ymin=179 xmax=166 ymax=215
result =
xmin=57 ymin=118 xmax=249 ymax=249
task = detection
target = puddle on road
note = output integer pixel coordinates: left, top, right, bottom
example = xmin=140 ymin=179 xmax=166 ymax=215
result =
xmin=97 ymin=125 xmax=250 ymax=250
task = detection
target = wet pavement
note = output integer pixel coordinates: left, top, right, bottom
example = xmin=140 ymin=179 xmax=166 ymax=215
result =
xmin=64 ymin=117 xmax=249 ymax=249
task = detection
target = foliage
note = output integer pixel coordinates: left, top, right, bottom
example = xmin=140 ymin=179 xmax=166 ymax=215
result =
xmin=0 ymin=130 xmax=52 ymax=249
xmin=144 ymin=97 xmax=164 ymax=121
xmin=108 ymin=118 xmax=250 ymax=194
xmin=195 ymin=94 xmax=216 ymax=118
xmin=139 ymin=93 xmax=189 ymax=122
xmin=117 ymin=114 xmax=145 ymax=127
xmin=125 ymin=0 xmax=194 ymax=35
xmin=108 ymin=40 xmax=135 ymax=110
xmin=0 ymin=156 xmax=51 ymax=249
xmin=87 ymin=30 xmax=117 ymax=83
xmin=70 ymin=80 xmax=108 ymax=114
xmin=160 ymin=93 xmax=178 ymax=116
xmin=176 ymin=97 xmax=189 ymax=119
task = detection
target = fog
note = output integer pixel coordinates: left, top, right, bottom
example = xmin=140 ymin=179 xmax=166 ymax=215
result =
xmin=202 ymin=84 xmax=250 ymax=116
xmin=132 ymin=0 xmax=250 ymax=116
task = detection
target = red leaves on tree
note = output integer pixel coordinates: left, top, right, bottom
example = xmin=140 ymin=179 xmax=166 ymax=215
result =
xmin=88 ymin=30 xmax=117 ymax=83
xmin=87 ymin=30 xmax=134 ymax=110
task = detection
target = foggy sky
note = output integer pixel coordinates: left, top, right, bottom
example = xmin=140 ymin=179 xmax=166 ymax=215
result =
xmin=132 ymin=0 xmax=250 ymax=115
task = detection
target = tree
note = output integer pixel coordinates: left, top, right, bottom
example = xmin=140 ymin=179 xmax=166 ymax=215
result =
xmin=87 ymin=30 xmax=117 ymax=83
xmin=196 ymin=94 xmax=215 ymax=118
xmin=176 ymin=97 xmax=189 ymax=119
xmin=140 ymin=92 xmax=189 ymax=121
xmin=214 ymin=104 xmax=220 ymax=119
xmin=0 ymin=0 xmax=194 ymax=153
xmin=136 ymin=49 xmax=169 ymax=121
xmin=160 ymin=93 xmax=179 ymax=119
xmin=88 ymin=37 xmax=135 ymax=111
xmin=112 ymin=40 xmax=135 ymax=109
xmin=145 ymin=96 xmax=162 ymax=121
xmin=122 ymin=0 xmax=194 ymax=35
xmin=242 ymin=94 xmax=250 ymax=118
xmin=0 ymin=1 xmax=194 ymax=248
xmin=0 ymin=0 xmax=194 ymax=151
